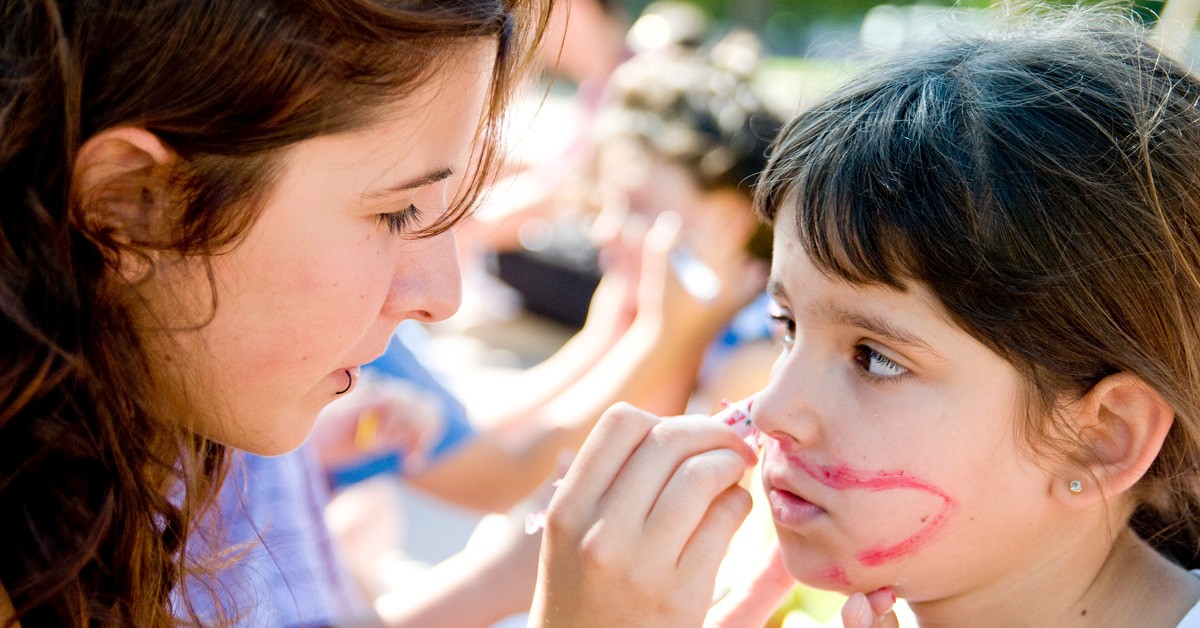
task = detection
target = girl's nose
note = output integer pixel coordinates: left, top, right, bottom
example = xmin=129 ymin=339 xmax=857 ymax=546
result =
xmin=751 ymin=349 xmax=821 ymax=447
xmin=382 ymin=229 xmax=462 ymax=324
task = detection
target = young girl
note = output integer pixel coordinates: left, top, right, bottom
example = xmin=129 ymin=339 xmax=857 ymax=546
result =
xmin=531 ymin=10 xmax=1200 ymax=627
xmin=0 ymin=0 xmax=548 ymax=625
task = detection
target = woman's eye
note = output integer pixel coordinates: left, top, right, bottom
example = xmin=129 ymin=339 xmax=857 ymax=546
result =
xmin=377 ymin=204 xmax=422 ymax=234
xmin=853 ymin=345 xmax=908 ymax=379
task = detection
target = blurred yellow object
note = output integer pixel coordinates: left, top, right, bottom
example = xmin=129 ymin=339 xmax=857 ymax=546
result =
xmin=355 ymin=410 xmax=381 ymax=450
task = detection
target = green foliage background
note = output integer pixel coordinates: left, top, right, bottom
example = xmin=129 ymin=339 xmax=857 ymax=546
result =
xmin=620 ymin=0 xmax=1169 ymax=30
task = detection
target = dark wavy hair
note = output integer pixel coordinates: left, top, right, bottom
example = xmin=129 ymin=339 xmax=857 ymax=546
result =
xmin=0 ymin=0 xmax=549 ymax=625
xmin=757 ymin=10 xmax=1200 ymax=568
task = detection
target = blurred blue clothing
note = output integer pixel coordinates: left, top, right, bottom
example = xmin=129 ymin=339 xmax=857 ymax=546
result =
xmin=327 ymin=330 xmax=476 ymax=487
xmin=698 ymin=292 xmax=774 ymax=385
xmin=180 ymin=444 xmax=361 ymax=627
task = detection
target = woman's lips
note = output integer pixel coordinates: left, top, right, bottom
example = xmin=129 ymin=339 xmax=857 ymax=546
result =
xmin=333 ymin=366 xmax=360 ymax=395
xmin=767 ymin=486 xmax=826 ymax=528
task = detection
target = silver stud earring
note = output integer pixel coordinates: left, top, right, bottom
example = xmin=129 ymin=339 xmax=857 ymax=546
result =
xmin=1068 ymin=480 xmax=1083 ymax=494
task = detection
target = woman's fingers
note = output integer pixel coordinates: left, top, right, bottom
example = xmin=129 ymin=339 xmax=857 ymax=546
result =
xmin=597 ymin=415 xmax=756 ymax=543
xmin=544 ymin=402 xmax=658 ymax=523
xmin=673 ymin=483 xmax=753 ymax=579
xmin=547 ymin=409 xmax=756 ymax=578
xmin=532 ymin=404 xmax=760 ymax=627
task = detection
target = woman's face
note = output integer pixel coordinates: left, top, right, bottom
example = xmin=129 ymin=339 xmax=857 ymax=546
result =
xmin=140 ymin=44 xmax=495 ymax=455
xmin=753 ymin=223 xmax=1072 ymax=603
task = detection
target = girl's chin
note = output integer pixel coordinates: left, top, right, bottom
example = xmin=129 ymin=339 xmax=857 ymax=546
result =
xmin=780 ymin=546 xmax=891 ymax=595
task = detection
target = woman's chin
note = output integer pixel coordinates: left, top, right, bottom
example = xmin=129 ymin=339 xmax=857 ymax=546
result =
xmin=207 ymin=407 xmax=319 ymax=457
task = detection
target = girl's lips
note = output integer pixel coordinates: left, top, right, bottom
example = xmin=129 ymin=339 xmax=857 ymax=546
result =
xmin=767 ymin=486 xmax=826 ymax=529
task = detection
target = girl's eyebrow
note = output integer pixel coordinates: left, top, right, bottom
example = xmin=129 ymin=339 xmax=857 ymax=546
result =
xmin=768 ymin=279 xmax=943 ymax=358
xmin=827 ymin=305 xmax=941 ymax=358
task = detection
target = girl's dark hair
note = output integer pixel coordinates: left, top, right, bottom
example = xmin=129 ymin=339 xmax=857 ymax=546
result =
xmin=0 ymin=0 xmax=549 ymax=625
xmin=756 ymin=11 xmax=1200 ymax=568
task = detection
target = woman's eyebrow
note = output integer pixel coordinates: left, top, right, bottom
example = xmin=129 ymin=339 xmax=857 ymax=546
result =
xmin=366 ymin=167 xmax=455 ymax=198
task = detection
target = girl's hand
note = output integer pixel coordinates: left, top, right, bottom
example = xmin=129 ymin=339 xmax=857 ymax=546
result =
xmin=703 ymin=540 xmax=795 ymax=628
xmin=530 ymin=403 xmax=758 ymax=627
xmin=310 ymin=376 xmax=446 ymax=472
xmin=840 ymin=588 xmax=899 ymax=628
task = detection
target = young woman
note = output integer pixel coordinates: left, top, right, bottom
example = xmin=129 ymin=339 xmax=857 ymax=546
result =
xmin=0 ymin=0 xmax=548 ymax=624
xmin=531 ymin=10 xmax=1200 ymax=627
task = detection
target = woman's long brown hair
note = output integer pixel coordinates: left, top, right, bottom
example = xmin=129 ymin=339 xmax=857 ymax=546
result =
xmin=0 ymin=0 xmax=550 ymax=625
xmin=757 ymin=10 xmax=1200 ymax=568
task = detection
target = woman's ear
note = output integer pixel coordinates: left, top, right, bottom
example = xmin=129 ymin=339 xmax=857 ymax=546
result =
xmin=1056 ymin=372 xmax=1175 ymax=506
xmin=73 ymin=127 xmax=176 ymax=244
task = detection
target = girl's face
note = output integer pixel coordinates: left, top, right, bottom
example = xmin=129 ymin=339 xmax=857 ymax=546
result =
xmin=139 ymin=45 xmax=495 ymax=455
xmin=753 ymin=224 xmax=1068 ymax=601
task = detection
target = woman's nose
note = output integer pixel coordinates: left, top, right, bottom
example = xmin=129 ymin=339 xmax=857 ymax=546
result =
xmin=382 ymin=229 xmax=462 ymax=324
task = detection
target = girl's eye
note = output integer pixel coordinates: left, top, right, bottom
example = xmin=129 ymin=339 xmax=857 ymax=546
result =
xmin=377 ymin=204 xmax=422 ymax=234
xmin=853 ymin=345 xmax=908 ymax=380
xmin=768 ymin=311 xmax=796 ymax=347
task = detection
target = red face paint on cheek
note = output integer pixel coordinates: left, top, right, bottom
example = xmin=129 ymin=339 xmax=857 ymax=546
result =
xmin=780 ymin=444 xmax=958 ymax=567
xmin=820 ymin=564 xmax=852 ymax=587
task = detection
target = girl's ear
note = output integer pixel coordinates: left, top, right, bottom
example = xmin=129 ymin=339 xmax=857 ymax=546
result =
xmin=1057 ymin=372 xmax=1174 ymax=506
xmin=73 ymin=127 xmax=176 ymax=244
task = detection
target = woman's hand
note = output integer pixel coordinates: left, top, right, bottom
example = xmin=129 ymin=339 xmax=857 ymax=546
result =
xmin=530 ymin=403 xmax=758 ymax=627
xmin=309 ymin=376 xmax=446 ymax=472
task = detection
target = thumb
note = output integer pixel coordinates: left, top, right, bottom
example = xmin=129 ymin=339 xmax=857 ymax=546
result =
xmin=840 ymin=588 xmax=899 ymax=628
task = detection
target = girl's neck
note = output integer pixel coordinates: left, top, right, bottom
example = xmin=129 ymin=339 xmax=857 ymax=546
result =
xmin=908 ymin=528 xmax=1199 ymax=627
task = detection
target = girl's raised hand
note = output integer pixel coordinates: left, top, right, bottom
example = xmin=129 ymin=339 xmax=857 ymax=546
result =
xmin=530 ymin=403 xmax=758 ymax=627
